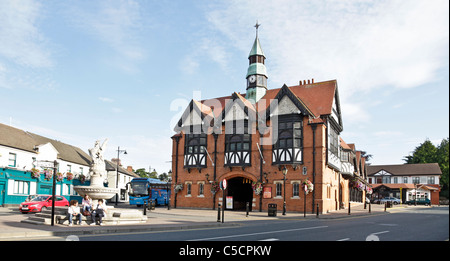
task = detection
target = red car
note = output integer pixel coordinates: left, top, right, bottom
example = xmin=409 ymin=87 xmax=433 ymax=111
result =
xmin=19 ymin=195 xmax=69 ymax=213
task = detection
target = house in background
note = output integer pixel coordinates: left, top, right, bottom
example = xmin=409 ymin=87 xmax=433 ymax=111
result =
xmin=0 ymin=123 xmax=91 ymax=206
xmin=367 ymin=163 xmax=441 ymax=204
xmin=106 ymin=159 xmax=140 ymax=203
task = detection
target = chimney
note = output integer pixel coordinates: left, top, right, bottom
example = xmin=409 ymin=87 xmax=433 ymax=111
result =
xmin=127 ymin=166 xmax=133 ymax=173
xmin=307 ymin=79 xmax=310 ymax=84
xmin=111 ymin=158 xmax=121 ymax=167
xmin=312 ymin=78 xmax=314 ymax=83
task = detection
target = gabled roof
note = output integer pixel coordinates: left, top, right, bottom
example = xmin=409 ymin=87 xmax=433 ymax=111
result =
xmin=174 ymin=99 xmax=215 ymax=131
xmin=367 ymin=163 xmax=442 ymax=176
xmin=264 ymin=84 xmax=315 ymax=119
xmin=0 ymin=123 xmax=38 ymax=153
xmin=173 ymin=79 xmax=343 ymax=132
xmin=0 ymin=123 xmax=91 ymax=166
xmin=221 ymin=92 xmax=257 ymax=123
xmin=26 ymin=132 xmax=91 ymax=166
xmin=105 ymin=160 xmax=140 ymax=177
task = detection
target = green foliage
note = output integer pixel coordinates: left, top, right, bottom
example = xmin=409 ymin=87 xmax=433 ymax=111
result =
xmin=404 ymin=138 xmax=449 ymax=198
xmin=134 ymin=168 xmax=158 ymax=179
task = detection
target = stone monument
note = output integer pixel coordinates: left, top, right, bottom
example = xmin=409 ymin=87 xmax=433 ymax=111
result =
xmin=74 ymin=139 xmax=118 ymax=203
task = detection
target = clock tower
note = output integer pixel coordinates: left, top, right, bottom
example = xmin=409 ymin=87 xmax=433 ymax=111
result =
xmin=246 ymin=22 xmax=268 ymax=104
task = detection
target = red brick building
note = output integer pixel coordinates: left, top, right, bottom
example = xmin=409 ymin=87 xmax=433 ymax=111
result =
xmin=170 ymin=27 xmax=369 ymax=214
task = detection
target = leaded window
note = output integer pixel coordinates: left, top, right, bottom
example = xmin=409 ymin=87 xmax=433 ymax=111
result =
xmin=272 ymin=114 xmax=303 ymax=164
xmin=184 ymin=132 xmax=207 ymax=168
xmin=224 ymin=120 xmax=251 ymax=166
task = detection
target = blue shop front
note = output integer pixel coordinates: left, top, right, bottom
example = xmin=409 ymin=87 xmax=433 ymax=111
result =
xmin=0 ymin=167 xmax=88 ymax=207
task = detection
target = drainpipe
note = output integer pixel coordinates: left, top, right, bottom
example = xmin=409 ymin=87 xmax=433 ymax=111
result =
xmin=172 ymin=135 xmax=181 ymax=208
xmin=259 ymin=141 xmax=264 ymax=212
xmin=310 ymin=123 xmax=318 ymax=214
xmin=213 ymin=133 xmax=218 ymax=210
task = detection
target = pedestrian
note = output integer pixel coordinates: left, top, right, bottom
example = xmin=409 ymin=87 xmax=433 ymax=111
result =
xmin=82 ymin=194 xmax=93 ymax=213
xmin=68 ymin=200 xmax=82 ymax=226
xmin=91 ymin=199 xmax=107 ymax=226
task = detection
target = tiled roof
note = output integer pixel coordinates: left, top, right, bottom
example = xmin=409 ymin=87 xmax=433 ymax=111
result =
xmin=367 ymin=163 xmax=442 ymax=176
xmin=198 ymin=79 xmax=338 ymax=120
xmin=0 ymin=123 xmax=91 ymax=166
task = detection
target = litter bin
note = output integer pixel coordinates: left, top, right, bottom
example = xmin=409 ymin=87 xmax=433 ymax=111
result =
xmin=386 ymin=201 xmax=392 ymax=208
xmin=268 ymin=203 xmax=277 ymax=217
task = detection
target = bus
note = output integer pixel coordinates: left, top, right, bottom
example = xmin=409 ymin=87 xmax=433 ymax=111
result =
xmin=128 ymin=178 xmax=171 ymax=207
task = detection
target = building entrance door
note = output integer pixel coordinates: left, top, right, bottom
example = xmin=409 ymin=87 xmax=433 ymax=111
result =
xmin=0 ymin=182 xmax=5 ymax=206
xmin=226 ymin=177 xmax=253 ymax=211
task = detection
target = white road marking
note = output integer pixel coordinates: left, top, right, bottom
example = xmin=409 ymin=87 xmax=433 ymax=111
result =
xmin=372 ymin=230 xmax=390 ymax=235
xmin=188 ymin=225 xmax=328 ymax=241
xmin=259 ymin=238 xmax=279 ymax=241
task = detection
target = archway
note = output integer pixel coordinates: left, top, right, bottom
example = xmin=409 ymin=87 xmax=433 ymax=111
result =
xmin=226 ymin=177 xmax=253 ymax=211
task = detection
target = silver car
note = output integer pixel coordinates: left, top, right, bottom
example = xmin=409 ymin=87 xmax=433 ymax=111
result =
xmin=379 ymin=197 xmax=401 ymax=205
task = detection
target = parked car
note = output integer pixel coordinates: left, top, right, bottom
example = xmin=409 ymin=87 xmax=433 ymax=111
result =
xmin=377 ymin=197 xmax=401 ymax=205
xmin=405 ymin=198 xmax=431 ymax=206
xmin=19 ymin=195 xmax=69 ymax=213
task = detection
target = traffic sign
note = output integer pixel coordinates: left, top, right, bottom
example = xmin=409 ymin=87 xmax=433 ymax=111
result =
xmin=222 ymin=179 xmax=227 ymax=190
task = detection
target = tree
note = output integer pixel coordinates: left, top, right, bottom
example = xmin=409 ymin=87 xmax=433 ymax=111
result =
xmin=404 ymin=138 xmax=449 ymax=198
xmin=437 ymin=138 xmax=449 ymax=197
xmin=134 ymin=168 xmax=158 ymax=179
xmin=403 ymin=139 xmax=437 ymax=164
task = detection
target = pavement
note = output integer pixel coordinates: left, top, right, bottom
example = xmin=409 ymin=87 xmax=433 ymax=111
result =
xmin=0 ymin=203 xmax=421 ymax=240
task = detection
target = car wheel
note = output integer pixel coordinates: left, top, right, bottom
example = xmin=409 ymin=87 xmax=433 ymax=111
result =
xmin=41 ymin=206 xmax=47 ymax=212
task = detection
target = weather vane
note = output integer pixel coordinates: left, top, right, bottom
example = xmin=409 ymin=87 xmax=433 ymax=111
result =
xmin=254 ymin=20 xmax=261 ymax=37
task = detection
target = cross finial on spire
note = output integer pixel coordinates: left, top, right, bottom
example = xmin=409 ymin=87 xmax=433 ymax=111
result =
xmin=254 ymin=20 xmax=261 ymax=37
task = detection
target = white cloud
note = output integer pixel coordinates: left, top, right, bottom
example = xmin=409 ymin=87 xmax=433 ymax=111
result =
xmin=204 ymin=0 xmax=449 ymax=124
xmin=0 ymin=1 xmax=57 ymax=90
xmin=180 ymin=38 xmax=230 ymax=75
xmin=68 ymin=0 xmax=146 ymax=73
xmin=0 ymin=1 xmax=53 ymax=68
xmin=99 ymin=97 xmax=115 ymax=103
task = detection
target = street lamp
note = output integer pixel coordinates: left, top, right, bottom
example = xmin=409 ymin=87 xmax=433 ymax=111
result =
xmin=115 ymin=146 xmax=127 ymax=206
xmin=282 ymin=166 xmax=288 ymax=215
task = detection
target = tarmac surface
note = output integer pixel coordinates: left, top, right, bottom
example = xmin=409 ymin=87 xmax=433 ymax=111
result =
xmin=0 ymin=203 xmax=421 ymax=240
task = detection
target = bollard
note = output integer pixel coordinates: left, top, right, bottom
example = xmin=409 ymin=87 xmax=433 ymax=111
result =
xmin=143 ymin=201 xmax=147 ymax=215
xmin=217 ymin=204 xmax=221 ymax=222
xmin=246 ymin=202 xmax=249 ymax=217
xmin=348 ymin=201 xmax=351 ymax=215
xmin=369 ymin=202 xmax=371 ymax=213
xmin=316 ymin=204 xmax=319 ymax=218
xmin=384 ymin=202 xmax=387 ymax=212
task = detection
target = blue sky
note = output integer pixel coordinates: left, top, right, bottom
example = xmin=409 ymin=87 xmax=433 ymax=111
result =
xmin=0 ymin=0 xmax=448 ymax=173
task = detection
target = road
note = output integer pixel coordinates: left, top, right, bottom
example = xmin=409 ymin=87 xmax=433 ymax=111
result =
xmin=53 ymin=206 xmax=448 ymax=241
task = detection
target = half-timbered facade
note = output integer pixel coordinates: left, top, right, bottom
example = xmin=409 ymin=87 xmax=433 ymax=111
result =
xmin=170 ymin=26 xmax=369 ymax=213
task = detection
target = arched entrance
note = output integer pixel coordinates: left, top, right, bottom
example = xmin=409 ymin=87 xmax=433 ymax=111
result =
xmin=226 ymin=177 xmax=253 ymax=211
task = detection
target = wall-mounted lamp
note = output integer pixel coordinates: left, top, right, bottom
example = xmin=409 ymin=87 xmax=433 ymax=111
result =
xmin=263 ymin=172 xmax=269 ymax=184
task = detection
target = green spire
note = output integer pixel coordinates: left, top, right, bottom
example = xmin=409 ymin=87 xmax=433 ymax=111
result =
xmin=248 ymin=37 xmax=265 ymax=58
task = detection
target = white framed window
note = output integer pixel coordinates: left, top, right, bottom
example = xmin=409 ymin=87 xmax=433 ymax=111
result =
xmin=9 ymin=153 xmax=17 ymax=167
xmin=198 ymin=182 xmax=205 ymax=197
xmin=185 ymin=182 xmax=192 ymax=197
xmin=274 ymin=181 xmax=283 ymax=198
xmin=291 ymin=181 xmax=300 ymax=198
xmin=14 ymin=180 xmax=29 ymax=195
